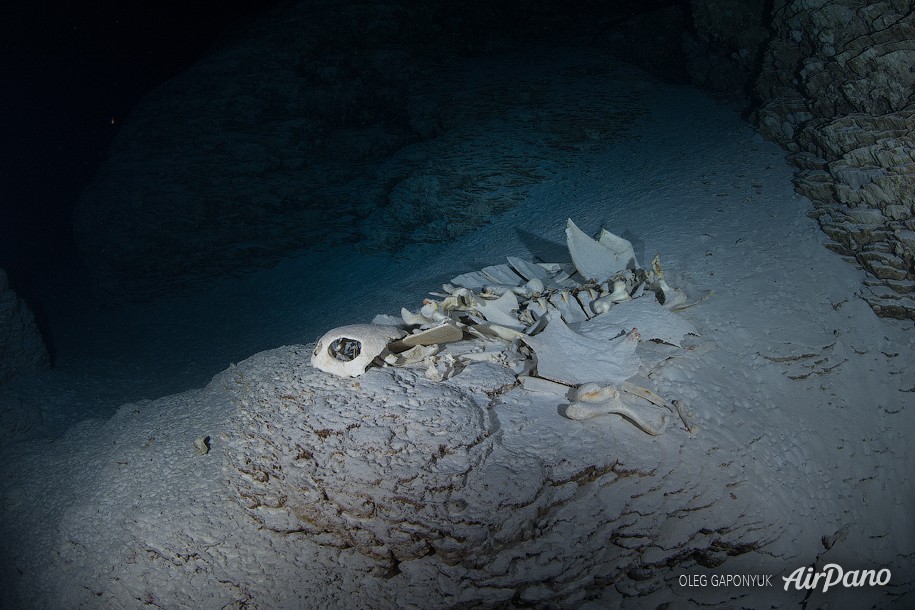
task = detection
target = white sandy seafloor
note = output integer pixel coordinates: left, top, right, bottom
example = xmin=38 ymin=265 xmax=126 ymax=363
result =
xmin=1 ymin=49 xmax=913 ymax=608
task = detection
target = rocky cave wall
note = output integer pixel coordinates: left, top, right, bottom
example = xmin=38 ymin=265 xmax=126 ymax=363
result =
xmin=610 ymin=0 xmax=915 ymax=319
xmin=752 ymin=0 xmax=915 ymax=320
xmin=0 ymin=268 xmax=49 ymax=385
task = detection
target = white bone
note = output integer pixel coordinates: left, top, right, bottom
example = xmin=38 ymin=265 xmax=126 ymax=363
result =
xmin=401 ymin=307 xmax=432 ymax=327
xmin=311 ymin=324 xmax=406 ymax=378
xmin=565 ymin=218 xmax=637 ymax=281
xmin=582 ymin=296 xmax=698 ymax=347
xmin=548 ymin=290 xmax=588 ymax=323
xmin=521 ymin=314 xmax=640 ymax=385
xmin=475 ymin=290 xmax=523 ymax=329
xmin=657 ymin=278 xmax=688 ymax=309
xmin=564 ymin=383 xmax=667 ymax=435
xmin=648 ymin=254 xmax=688 ymax=309
xmin=425 ymin=354 xmax=459 ymax=381
xmin=575 ymin=287 xmax=599 ymax=318
xmin=518 ymin=375 xmax=572 ymax=397
xmin=389 ymin=323 xmax=464 ymax=352
xmin=383 ymin=344 xmax=439 ymax=366
xmin=480 ymin=264 xmax=525 ymax=286
xmin=506 ymin=256 xmax=551 ymax=283
xmin=608 ymin=279 xmax=631 ymax=302
xmin=598 ymin=229 xmax=639 ymax=270
xmin=512 ymin=277 xmax=545 ymax=298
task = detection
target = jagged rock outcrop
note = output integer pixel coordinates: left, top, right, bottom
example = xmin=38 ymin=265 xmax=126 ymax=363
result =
xmin=753 ymin=0 xmax=915 ymax=319
xmin=0 ymin=268 xmax=48 ymax=443
xmin=0 ymin=268 xmax=49 ymax=385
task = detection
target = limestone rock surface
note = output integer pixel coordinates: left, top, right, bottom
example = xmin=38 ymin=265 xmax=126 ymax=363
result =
xmin=752 ymin=0 xmax=915 ymax=318
xmin=222 ymin=350 xmax=784 ymax=605
xmin=0 ymin=268 xmax=49 ymax=385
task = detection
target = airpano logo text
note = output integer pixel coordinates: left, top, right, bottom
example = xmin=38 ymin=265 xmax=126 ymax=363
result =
xmin=782 ymin=564 xmax=891 ymax=593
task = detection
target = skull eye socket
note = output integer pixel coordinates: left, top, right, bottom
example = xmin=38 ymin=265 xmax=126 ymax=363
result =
xmin=328 ymin=337 xmax=362 ymax=362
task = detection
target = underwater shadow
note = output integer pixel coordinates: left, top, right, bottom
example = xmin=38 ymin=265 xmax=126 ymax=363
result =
xmin=514 ymin=228 xmax=570 ymax=263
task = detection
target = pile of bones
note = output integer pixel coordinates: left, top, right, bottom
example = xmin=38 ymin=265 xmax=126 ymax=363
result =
xmin=311 ymin=219 xmax=702 ymax=435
